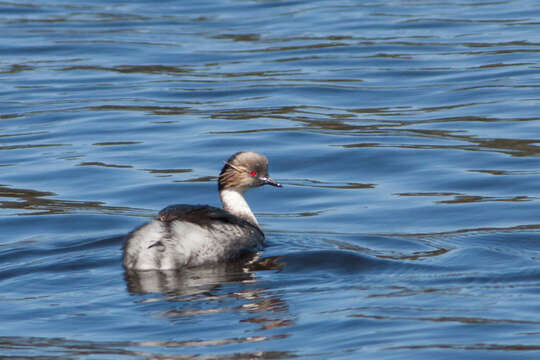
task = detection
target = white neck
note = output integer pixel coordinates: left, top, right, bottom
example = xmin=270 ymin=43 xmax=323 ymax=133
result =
xmin=220 ymin=189 xmax=259 ymax=228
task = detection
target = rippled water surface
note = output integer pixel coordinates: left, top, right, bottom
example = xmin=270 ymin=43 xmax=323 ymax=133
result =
xmin=2 ymin=0 xmax=540 ymax=358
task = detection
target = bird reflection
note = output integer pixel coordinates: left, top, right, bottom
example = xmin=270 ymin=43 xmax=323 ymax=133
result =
xmin=123 ymin=255 xmax=285 ymax=297
xmin=124 ymin=262 xmax=252 ymax=296
xmin=123 ymin=255 xmax=294 ymax=349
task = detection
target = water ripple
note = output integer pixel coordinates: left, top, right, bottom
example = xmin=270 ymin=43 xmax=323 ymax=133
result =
xmin=2 ymin=0 xmax=540 ymax=358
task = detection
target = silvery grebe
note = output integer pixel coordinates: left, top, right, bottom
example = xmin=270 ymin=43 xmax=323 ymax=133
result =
xmin=123 ymin=152 xmax=281 ymax=270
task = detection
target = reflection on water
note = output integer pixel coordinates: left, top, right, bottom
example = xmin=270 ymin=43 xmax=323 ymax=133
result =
xmin=124 ymin=262 xmax=256 ymax=296
xmin=124 ymin=257 xmax=295 ymax=358
xmin=0 ymin=336 xmax=296 ymax=359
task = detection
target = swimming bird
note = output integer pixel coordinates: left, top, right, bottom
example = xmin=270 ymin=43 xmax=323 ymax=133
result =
xmin=123 ymin=152 xmax=281 ymax=270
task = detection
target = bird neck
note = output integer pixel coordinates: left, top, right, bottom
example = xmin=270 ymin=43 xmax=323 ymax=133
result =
xmin=219 ymin=188 xmax=259 ymax=228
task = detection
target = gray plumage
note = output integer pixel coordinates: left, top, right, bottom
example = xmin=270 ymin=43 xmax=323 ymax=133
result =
xmin=123 ymin=152 xmax=281 ymax=270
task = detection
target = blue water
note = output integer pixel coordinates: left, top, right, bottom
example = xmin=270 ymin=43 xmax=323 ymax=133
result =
xmin=2 ymin=0 xmax=540 ymax=358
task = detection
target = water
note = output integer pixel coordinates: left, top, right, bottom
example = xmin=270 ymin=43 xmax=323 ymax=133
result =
xmin=1 ymin=0 xmax=540 ymax=358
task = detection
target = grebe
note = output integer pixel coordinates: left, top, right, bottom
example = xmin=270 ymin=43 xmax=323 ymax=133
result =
xmin=123 ymin=152 xmax=281 ymax=270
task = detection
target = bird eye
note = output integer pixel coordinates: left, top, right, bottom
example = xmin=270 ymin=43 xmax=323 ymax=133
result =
xmin=250 ymin=171 xmax=257 ymax=177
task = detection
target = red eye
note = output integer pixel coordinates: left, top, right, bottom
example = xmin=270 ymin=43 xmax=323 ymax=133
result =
xmin=250 ymin=171 xmax=257 ymax=177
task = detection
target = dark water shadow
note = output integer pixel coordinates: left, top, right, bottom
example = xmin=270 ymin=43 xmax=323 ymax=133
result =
xmin=0 ymin=184 xmax=150 ymax=217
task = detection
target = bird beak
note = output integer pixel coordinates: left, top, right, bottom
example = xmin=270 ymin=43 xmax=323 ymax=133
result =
xmin=259 ymin=176 xmax=282 ymax=187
